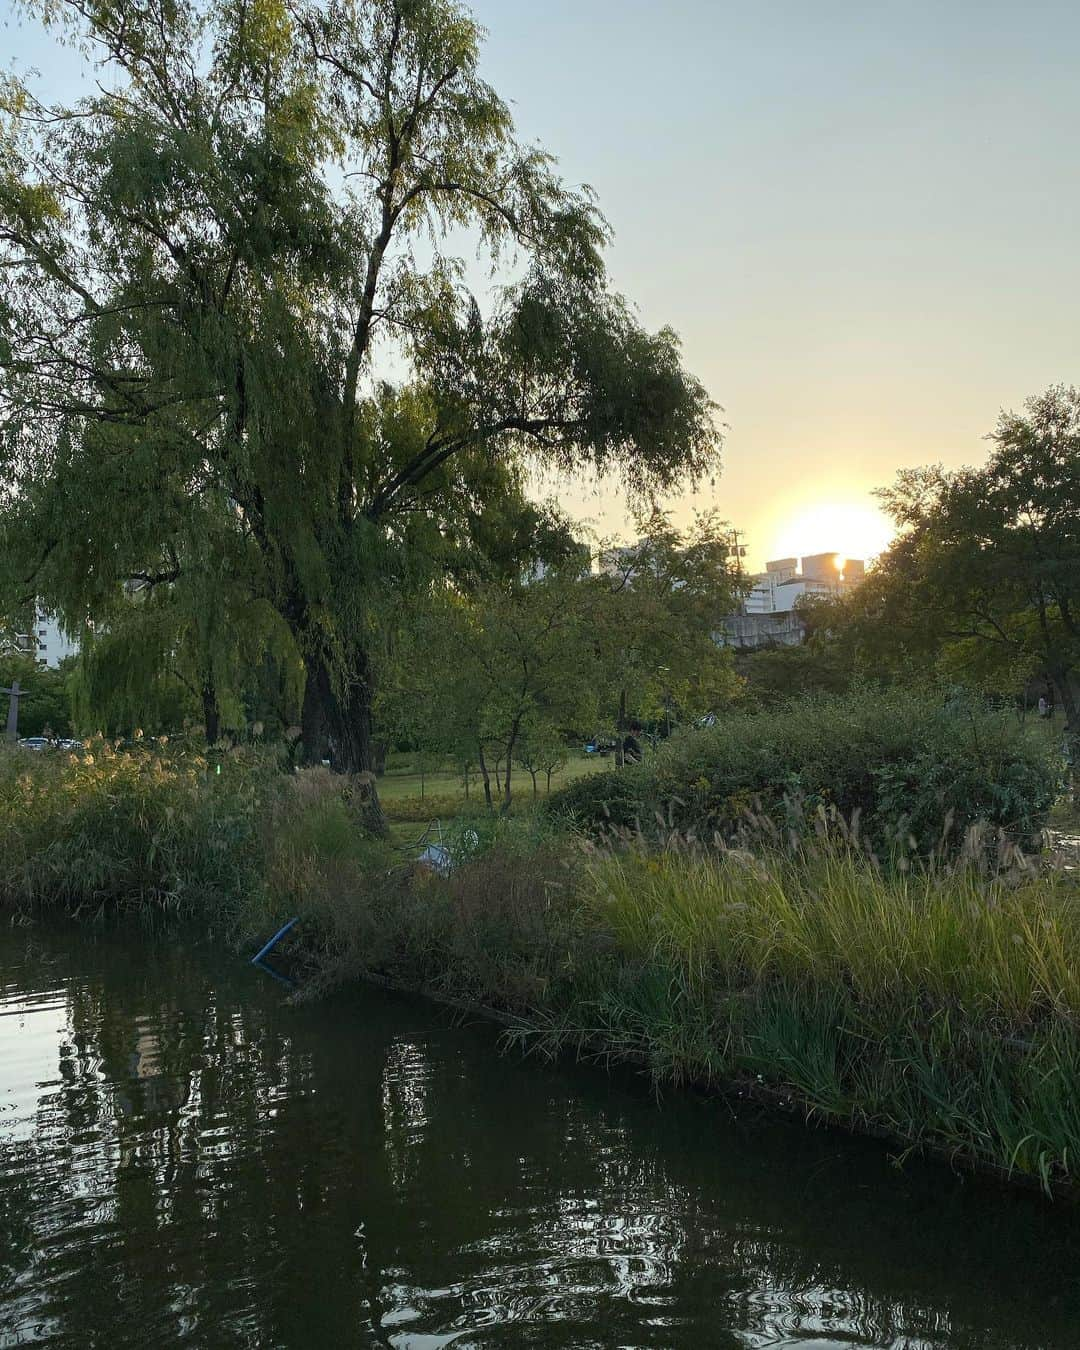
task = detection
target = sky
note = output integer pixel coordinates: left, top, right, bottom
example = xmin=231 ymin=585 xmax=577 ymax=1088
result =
xmin=4 ymin=0 xmax=1079 ymax=568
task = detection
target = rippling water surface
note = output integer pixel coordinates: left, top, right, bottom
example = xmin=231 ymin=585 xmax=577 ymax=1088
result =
xmin=2 ymin=924 xmax=1079 ymax=1348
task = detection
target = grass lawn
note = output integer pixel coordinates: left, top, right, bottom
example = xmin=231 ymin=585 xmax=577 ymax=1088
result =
xmin=378 ymin=750 xmax=614 ymax=845
xmin=377 ymin=749 xmax=609 ymax=808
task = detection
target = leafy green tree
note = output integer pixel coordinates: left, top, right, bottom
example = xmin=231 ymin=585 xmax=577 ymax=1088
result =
xmin=516 ymin=719 xmax=568 ymax=797
xmin=0 ymin=0 xmax=719 ymax=791
xmin=801 ymin=386 xmax=1079 ymax=793
xmin=871 ymin=385 xmax=1080 ymax=791
xmin=738 ymin=638 xmax=853 ymax=704
xmin=431 ymin=564 xmax=599 ymax=810
xmin=0 ymin=653 xmax=72 ymax=738
xmin=595 ymin=510 xmax=743 ymax=761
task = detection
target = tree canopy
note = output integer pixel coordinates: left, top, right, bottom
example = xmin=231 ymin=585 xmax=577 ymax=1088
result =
xmin=0 ymin=0 xmax=720 ymax=788
xmin=757 ymin=385 xmax=1080 ymax=791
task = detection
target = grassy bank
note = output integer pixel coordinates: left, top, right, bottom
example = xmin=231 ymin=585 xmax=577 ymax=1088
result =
xmin=4 ymin=738 xmax=1080 ymax=1196
xmin=235 ymin=767 xmax=1080 ymax=1194
xmin=565 ymin=848 xmax=1080 ymax=1193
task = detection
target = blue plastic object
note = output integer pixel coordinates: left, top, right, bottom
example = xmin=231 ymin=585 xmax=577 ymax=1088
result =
xmin=251 ymin=917 xmax=298 ymax=966
xmin=251 ymin=917 xmax=299 ymax=989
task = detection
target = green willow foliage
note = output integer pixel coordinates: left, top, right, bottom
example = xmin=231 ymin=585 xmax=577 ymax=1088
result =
xmin=0 ymin=0 xmax=719 ymax=772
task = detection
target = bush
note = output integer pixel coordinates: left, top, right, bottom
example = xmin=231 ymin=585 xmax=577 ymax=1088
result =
xmin=547 ymin=688 xmax=1059 ymax=858
xmin=543 ymin=761 xmax=651 ymax=830
xmin=0 ymin=737 xmax=278 ymax=916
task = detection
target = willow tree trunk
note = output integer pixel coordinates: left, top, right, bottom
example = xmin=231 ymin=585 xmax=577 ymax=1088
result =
xmin=300 ymin=662 xmax=330 ymax=765
xmin=300 ymin=644 xmax=388 ymax=834
xmin=202 ymin=681 xmax=221 ymax=747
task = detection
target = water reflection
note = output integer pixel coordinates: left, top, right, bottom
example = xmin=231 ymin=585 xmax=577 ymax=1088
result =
xmin=1 ymin=925 xmax=1079 ymax=1348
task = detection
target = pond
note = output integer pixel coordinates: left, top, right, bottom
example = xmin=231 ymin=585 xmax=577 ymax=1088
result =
xmin=1 ymin=923 xmax=1079 ymax=1348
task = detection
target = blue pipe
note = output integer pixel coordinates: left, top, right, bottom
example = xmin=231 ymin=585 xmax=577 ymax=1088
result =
xmin=251 ymin=917 xmax=299 ymax=966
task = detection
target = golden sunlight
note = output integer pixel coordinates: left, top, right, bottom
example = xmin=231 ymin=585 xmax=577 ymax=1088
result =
xmin=770 ymin=501 xmax=895 ymax=565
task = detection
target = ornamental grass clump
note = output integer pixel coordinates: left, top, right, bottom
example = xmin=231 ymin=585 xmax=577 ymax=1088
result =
xmin=0 ymin=737 xmax=275 ymax=916
xmin=564 ymin=843 xmax=1080 ymax=1190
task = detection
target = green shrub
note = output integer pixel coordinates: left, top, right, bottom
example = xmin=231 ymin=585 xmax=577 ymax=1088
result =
xmin=543 ymin=761 xmax=652 ymax=830
xmin=548 ymin=688 xmax=1059 ymax=858
xmin=0 ymin=737 xmax=278 ymax=916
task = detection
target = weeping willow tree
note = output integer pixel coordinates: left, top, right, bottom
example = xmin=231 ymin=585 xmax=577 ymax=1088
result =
xmin=69 ymin=577 xmax=303 ymax=742
xmin=0 ymin=0 xmax=721 ymax=780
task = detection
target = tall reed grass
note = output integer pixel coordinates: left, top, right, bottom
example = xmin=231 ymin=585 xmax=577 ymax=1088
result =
xmin=552 ymin=841 xmax=1080 ymax=1192
xmin=0 ymin=738 xmax=274 ymax=917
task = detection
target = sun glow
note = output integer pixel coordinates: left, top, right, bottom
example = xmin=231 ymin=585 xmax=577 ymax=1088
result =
xmin=771 ymin=501 xmax=894 ymax=567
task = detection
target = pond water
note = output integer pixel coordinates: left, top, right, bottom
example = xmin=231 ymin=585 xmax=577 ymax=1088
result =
xmin=2 ymin=924 xmax=1079 ymax=1348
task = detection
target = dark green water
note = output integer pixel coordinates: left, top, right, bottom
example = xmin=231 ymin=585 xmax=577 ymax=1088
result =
xmin=2 ymin=926 xmax=1079 ymax=1348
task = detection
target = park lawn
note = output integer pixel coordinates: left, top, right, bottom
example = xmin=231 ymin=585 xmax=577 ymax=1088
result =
xmin=376 ymin=750 xmax=610 ymax=809
xmin=378 ymin=751 xmax=611 ymax=848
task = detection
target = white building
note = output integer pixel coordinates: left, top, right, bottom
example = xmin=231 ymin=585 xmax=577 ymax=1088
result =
xmin=745 ymin=552 xmax=864 ymax=616
xmin=717 ymin=551 xmax=865 ymax=652
xmin=31 ymin=608 xmax=80 ymax=669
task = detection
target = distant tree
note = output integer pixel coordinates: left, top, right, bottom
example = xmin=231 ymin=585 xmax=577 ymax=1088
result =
xmin=394 ymin=546 xmax=599 ymax=812
xmin=739 ymin=639 xmax=853 ymax=703
xmin=447 ymin=568 xmax=599 ymax=810
xmin=595 ymin=510 xmax=744 ymax=762
xmin=0 ymin=654 xmax=72 ymax=738
xmin=867 ymin=385 xmax=1080 ymax=793
xmin=517 ymin=719 xmax=568 ymax=796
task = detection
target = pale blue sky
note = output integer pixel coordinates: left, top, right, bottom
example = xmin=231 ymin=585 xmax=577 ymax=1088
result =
xmin=5 ymin=0 xmax=1079 ymax=564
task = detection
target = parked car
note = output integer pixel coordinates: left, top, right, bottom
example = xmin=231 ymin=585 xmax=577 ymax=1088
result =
xmin=17 ymin=737 xmax=52 ymax=752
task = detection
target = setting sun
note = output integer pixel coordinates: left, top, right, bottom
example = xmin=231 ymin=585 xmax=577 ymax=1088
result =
xmin=770 ymin=501 xmax=895 ymax=566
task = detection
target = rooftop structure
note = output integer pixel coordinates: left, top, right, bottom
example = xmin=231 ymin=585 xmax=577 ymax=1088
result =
xmin=745 ymin=552 xmax=864 ymax=617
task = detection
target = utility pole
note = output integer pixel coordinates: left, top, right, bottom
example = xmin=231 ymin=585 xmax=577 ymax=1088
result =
xmin=2 ymin=679 xmax=25 ymax=741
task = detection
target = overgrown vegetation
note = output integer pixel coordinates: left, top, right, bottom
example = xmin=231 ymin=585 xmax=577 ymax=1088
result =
xmin=242 ymin=796 xmax=1080 ymax=1194
xmin=564 ymin=845 xmax=1080 ymax=1194
xmin=3 ymin=730 xmax=1079 ymax=1195
xmin=547 ymin=687 xmax=1059 ymax=860
xmin=0 ymin=738 xmax=272 ymax=915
